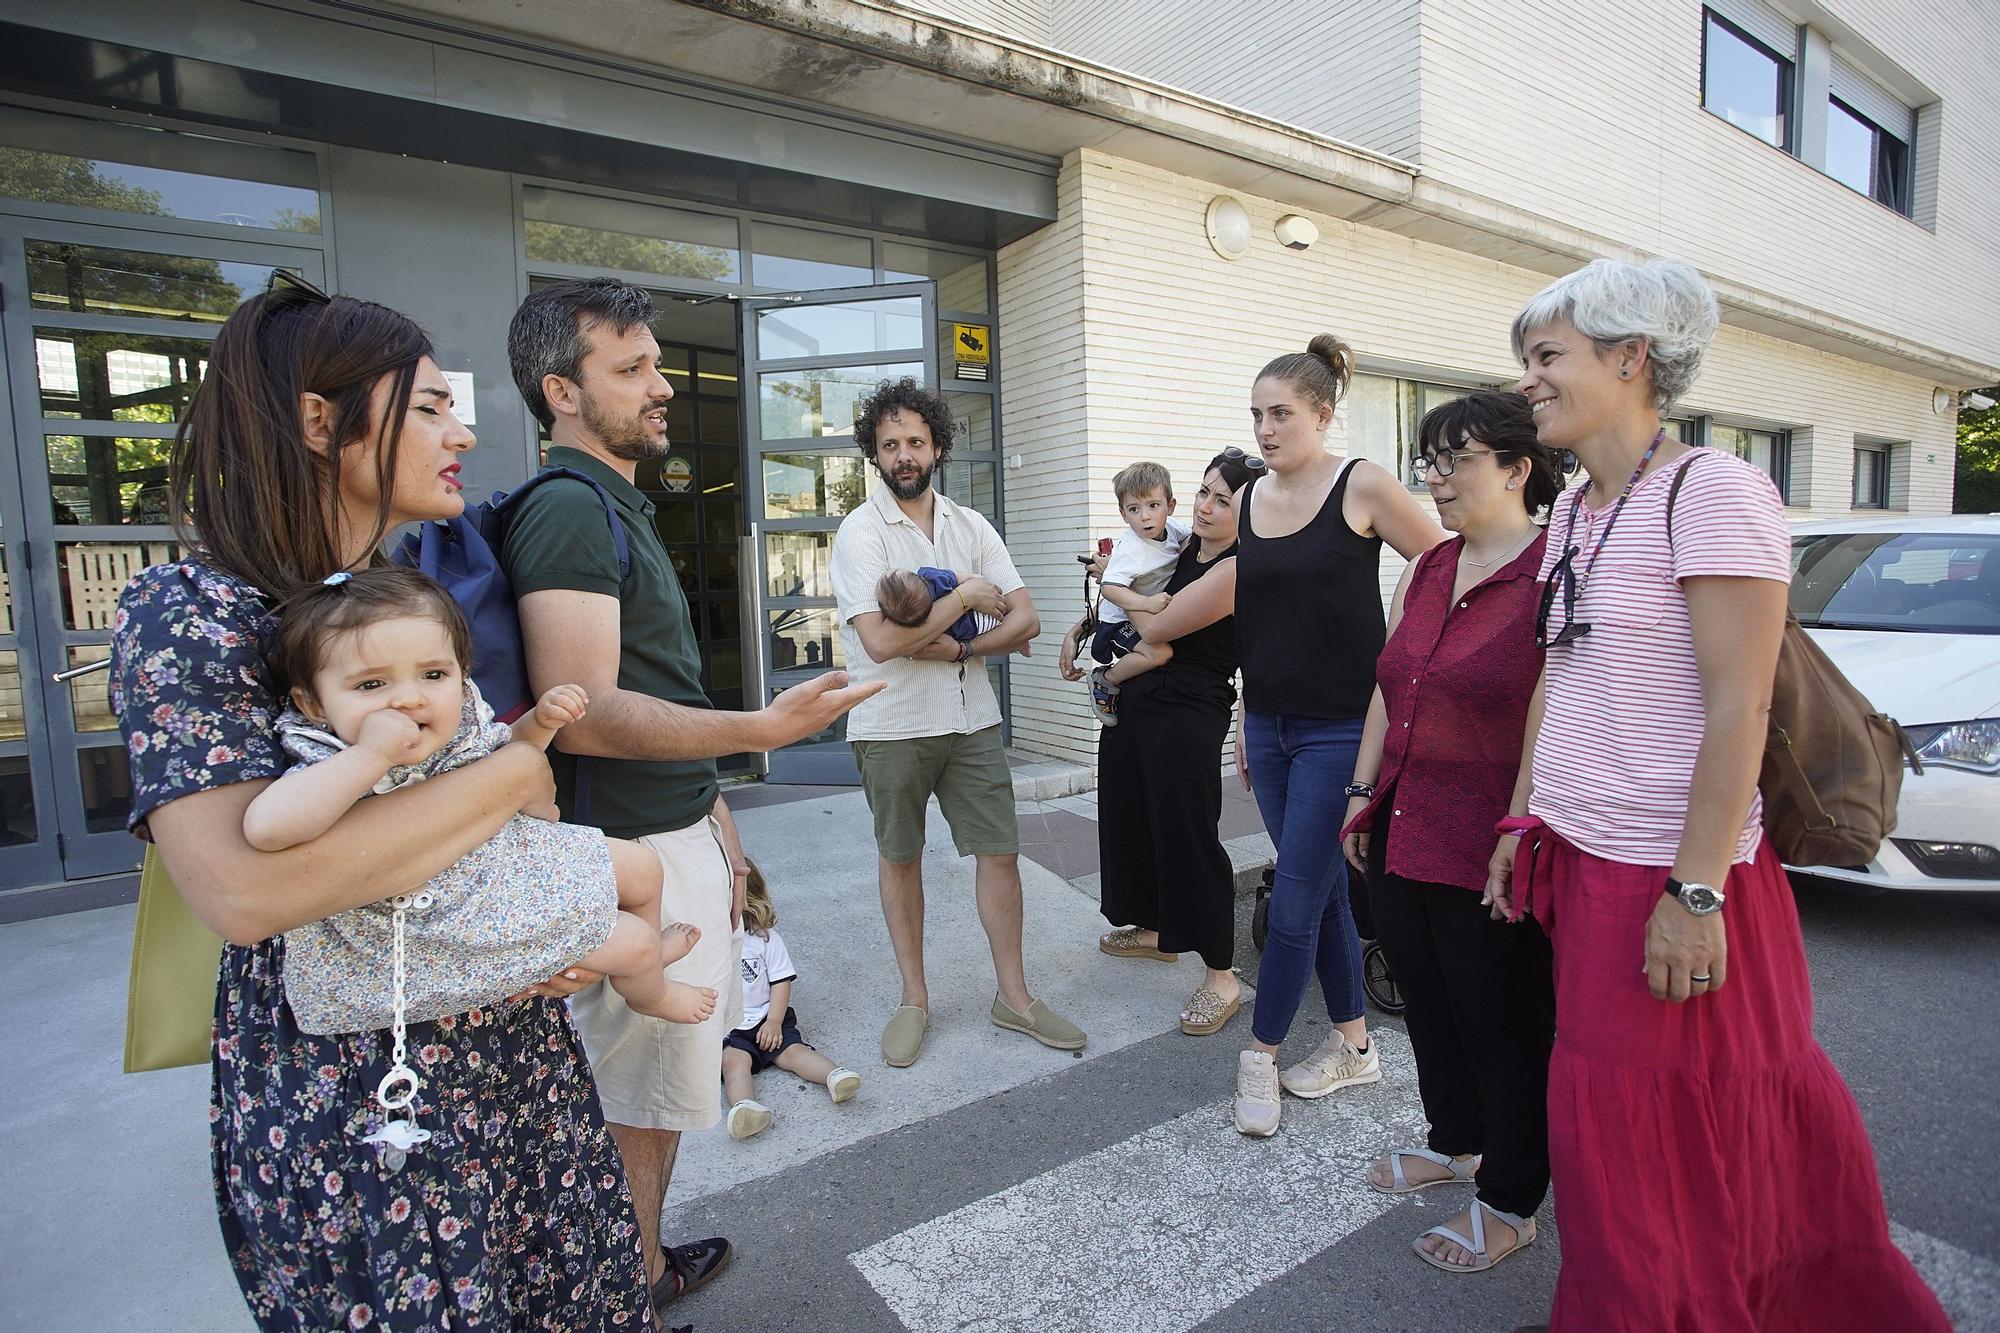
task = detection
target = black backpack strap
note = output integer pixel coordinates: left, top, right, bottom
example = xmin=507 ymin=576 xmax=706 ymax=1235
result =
xmin=494 ymin=466 xmax=634 ymax=825
xmin=497 ymin=466 xmax=632 ymax=582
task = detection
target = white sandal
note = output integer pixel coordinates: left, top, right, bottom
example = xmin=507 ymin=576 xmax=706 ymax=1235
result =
xmin=1413 ymin=1200 xmax=1536 ymax=1274
xmin=1366 ymin=1146 xmax=1479 ymax=1195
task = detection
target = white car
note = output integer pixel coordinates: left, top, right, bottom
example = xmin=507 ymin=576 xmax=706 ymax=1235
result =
xmin=1786 ymin=513 xmax=2000 ymax=893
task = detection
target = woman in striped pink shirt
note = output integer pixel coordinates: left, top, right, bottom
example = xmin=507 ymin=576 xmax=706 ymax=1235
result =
xmin=1495 ymin=257 xmax=1946 ymax=1333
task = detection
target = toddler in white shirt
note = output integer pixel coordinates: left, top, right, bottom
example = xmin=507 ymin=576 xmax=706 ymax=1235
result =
xmin=722 ymin=861 xmax=863 ymax=1139
xmin=1086 ymin=460 xmax=1191 ymax=726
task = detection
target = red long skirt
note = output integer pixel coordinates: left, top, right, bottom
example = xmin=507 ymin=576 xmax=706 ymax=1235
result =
xmin=1538 ymin=836 xmax=1948 ymax=1333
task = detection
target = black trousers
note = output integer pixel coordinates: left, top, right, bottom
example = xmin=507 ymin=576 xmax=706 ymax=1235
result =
xmin=1366 ymin=831 xmax=1555 ymax=1217
xmin=1097 ymin=686 xmax=1235 ymax=972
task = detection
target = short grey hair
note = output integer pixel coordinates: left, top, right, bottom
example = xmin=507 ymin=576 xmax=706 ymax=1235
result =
xmin=507 ymin=278 xmax=658 ymax=428
xmin=1510 ymin=258 xmax=1719 ymax=410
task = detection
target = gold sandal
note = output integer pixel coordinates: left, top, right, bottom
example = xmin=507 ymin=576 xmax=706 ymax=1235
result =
xmin=1099 ymin=927 xmax=1179 ymax=962
xmin=1178 ymin=984 xmax=1242 ymax=1036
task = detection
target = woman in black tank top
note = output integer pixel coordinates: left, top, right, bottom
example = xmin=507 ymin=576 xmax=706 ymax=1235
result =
xmin=1228 ymin=335 xmax=1446 ymax=1140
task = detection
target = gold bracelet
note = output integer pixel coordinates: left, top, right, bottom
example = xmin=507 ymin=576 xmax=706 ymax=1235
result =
xmin=955 ymin=586 xmax=971 ymax=612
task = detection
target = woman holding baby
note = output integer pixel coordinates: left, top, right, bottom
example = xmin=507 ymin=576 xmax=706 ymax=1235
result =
xmin=108 ymin=282 xmax=656 ymax=1328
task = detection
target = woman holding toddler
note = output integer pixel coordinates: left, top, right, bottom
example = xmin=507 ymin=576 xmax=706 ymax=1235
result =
xmin=109 ymin=281 xmax=655 ymax=1328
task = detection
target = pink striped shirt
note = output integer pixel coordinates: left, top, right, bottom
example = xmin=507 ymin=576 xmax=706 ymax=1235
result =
xmin=1530 ymin=449 xmax=1792 ymax=867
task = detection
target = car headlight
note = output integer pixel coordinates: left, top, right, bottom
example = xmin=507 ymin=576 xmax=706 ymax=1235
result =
xmin=1906 ymin=719 xmax=2000 ymax=774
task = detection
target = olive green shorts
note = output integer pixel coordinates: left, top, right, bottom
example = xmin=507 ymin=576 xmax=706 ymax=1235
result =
xmin=851 ymin=725 xmax=1019 ymax=864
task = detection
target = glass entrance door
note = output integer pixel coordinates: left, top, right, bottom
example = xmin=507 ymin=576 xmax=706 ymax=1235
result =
xmin=742 ymin=283 xmax=937 ymax=784
xmin=0 ymin=219 xmax=326 ymax=885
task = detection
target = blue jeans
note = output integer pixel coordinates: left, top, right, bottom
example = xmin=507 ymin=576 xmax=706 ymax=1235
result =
xmin=1244 ymin=710 xmax=1368 ymax=1043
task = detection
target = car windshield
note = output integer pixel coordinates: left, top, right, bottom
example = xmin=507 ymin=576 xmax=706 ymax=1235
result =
xmin=1791 ymin=532 xmax=2000 ymax=635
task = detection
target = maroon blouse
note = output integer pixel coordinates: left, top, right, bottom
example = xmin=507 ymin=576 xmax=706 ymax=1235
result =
xmin=1347 ymin=530 xmax=1546 ymax=892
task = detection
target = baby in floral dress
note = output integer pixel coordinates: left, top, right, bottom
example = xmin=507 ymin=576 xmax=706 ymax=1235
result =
xmin=244 ymin=567 xmax=716 ymax=1034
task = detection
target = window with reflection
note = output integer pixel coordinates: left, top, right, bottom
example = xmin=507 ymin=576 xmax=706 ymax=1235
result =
xmin=28 ymin=242 xmax=281 ymax=322
xmin=1342 ymin=373 xmax=1472 ymax=486
xmin=36 ymin=328 xmax=209 ymax=423
xmin=752 ymin=224 xmax=870 ymax=290
xmin=0 ymin=116 xmax=319 ymax=231
xmin=46 ymin=436 xmax=174 ymax=525
xmin=1826 ymin=99 xmax=1911 ymax=213
xmin=760 ymin=362 xmax=923 ymax=440
xmin=762 ymin=452 xmax=873 ymax=520
xmin=883 ymin=242 xmax=991 ymax=313
xmin=0 ymin=754 xmax=35 ymax=848
xmin=59 ymin=542 xmax=178 ymax=628
xmin=756 ymin=298 xmax=922 ymax=361
xmin=1702 ymin=10 xmax=1792 ymax=149
xmin=766 ymin=531 xmax=838 ymax=599
xmin=522 ymin=185 xmax=740 ymax=282
xmin=1709 ymin=422 xmax=1790 ymax=501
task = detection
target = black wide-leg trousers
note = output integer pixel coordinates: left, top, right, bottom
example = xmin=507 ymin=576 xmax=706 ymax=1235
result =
xmin=1366 ymin=827 xmax=1555 ymax=1217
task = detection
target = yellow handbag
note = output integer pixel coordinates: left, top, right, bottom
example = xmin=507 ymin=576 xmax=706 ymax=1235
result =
xmin=123 ymin=846 xmax=223 ymax=1073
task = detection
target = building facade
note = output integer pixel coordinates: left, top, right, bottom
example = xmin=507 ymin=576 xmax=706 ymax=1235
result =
xmin=0 ymin=0 xmax=1992 ymax=898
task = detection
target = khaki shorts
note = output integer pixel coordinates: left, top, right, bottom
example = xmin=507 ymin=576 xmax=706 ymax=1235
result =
xmin=851 ymin=725 xmax=1020 ymax=864
xmin=570 ymin=818 xmax=743 ymax=1132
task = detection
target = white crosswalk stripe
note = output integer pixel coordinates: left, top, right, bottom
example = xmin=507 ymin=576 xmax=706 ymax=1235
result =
xmin=852 ymin=1029 xmax=1431 ymax=1332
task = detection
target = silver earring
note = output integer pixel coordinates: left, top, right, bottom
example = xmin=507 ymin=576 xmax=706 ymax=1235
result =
xmin=1506 ymin=482 xmax=1518 ymax=490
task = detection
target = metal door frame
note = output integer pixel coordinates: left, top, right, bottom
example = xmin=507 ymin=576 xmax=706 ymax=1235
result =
xmin=0 ymin=217 xmax=326 ymax=882
xmin=741 ymin=281 xmax=938 ymax=785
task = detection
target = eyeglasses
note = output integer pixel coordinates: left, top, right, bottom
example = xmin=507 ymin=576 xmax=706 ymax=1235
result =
xmin=267 ymin=268 xmax=331 ymax=303
xmin=1534 ymin=543 xmax=1593 ymax=648
xmin=1220 ymin=446 xmax=1268 ymax=472
xmin=1412 ymin=447 xmax=1497 ymax=478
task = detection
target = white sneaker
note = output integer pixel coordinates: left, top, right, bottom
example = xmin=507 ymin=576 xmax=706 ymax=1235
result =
xmin=1234 ymin=1050 xmax=1282 ymax=1137
xmin=827 ymin=1068 xmax=861 ymax=1104
xmin=1279 ymin=1031 xmax=1381 ymax=1099
xmin=727 ymin=1099 xmax=772 ymax=1140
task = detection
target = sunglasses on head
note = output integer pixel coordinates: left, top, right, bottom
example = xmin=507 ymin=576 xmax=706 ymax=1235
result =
xmin=1220 ymin=445 xmax=1268 ymax=472
xmin=267 ymin=268 xmax=332 ymax=303
xmin=1534 ymin=544 xmax=1592 ymax=648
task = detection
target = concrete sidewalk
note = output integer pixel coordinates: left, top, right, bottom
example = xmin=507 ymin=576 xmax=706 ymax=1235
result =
xmin=0 ymin=760 xmax=1271 ymax=1331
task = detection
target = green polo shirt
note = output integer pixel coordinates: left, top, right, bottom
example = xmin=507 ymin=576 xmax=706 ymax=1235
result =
xmin=501 ymin=446 xmax=718 ymax=838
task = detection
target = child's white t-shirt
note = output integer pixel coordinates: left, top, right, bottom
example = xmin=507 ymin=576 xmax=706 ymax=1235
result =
xmin=1097 ymin=517 xmax=1192 ymax=626
xmin=738 ymin=928 xmax=798 ymax=1029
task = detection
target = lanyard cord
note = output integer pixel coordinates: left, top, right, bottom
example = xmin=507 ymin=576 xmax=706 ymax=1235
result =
xmin=1560 ymin=428 xmax=1667 ymax=584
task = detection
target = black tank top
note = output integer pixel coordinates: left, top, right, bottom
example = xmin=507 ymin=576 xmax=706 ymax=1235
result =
xmin=1235 ymin=459 xmax=1384 ymax=719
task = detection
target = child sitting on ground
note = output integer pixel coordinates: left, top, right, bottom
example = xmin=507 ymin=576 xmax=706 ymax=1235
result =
xmin=874 ymin=567 xmax=1028 ymax=656
xmin=246 ymin=567 xmax=718 ymax=1038
xmin=723 ymin=860 xmax=862 ymax=1140
xmin=1084 ymin=460 xmax=1191 ymax=726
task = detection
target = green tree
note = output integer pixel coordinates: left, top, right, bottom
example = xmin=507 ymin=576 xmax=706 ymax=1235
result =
xmin=524 ymin=221 xmax=734 ymax=283
xmin=0 ymin=147 xmax=166 ymax=215
xmin=1955 ymin=390 xmax=2000 ymax=514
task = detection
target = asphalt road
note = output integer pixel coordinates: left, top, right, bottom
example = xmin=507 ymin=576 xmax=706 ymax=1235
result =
xmin=658 ymin=879 xmax=2000 ymax=1333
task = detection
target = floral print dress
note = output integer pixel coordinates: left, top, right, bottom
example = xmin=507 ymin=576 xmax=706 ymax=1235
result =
xmin=110 ymin=560 xmax=655 ymax=1331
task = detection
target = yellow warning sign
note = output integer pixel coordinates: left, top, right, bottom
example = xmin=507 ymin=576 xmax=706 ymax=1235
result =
xmin=951 ymin=323 xmax=991 ymax=365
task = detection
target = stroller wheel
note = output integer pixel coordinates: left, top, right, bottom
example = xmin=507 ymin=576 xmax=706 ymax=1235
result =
xmin=1363 ymin=940 xmax=1404 ymax=1016
xmin=1249 ymin=866 xmax=1274 ymax=953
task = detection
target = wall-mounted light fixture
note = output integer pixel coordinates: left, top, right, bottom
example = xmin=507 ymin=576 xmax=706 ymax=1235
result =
xmin=1934 ymin=387 xmax=1998 ymax=414
xmin=1205 ymin=195 xmax=1251 ymax=260
xmin=1275 ymin=214 xmax=1319 ymax=250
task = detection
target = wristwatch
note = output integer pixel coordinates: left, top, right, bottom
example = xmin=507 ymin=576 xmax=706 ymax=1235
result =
xmin=1343 ymin=781 xmax=1376 ymax=799
xmin=1664 ymin=877 xmax=1725 ymax=915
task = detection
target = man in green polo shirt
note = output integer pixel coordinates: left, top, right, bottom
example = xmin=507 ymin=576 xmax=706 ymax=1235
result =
xmin=502 ymin=278 xmax=880 ymax=1315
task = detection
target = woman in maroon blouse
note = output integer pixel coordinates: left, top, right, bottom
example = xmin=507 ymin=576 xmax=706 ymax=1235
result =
xmin=1339 ymin=392 xmax=1560 ymax=1274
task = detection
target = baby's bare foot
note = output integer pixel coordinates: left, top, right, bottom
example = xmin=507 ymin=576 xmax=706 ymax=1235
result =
xmin=657 ymin=981 xmax=718 ymax=1025
xmin=659 ymin=920 xmax=701 ymax=966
